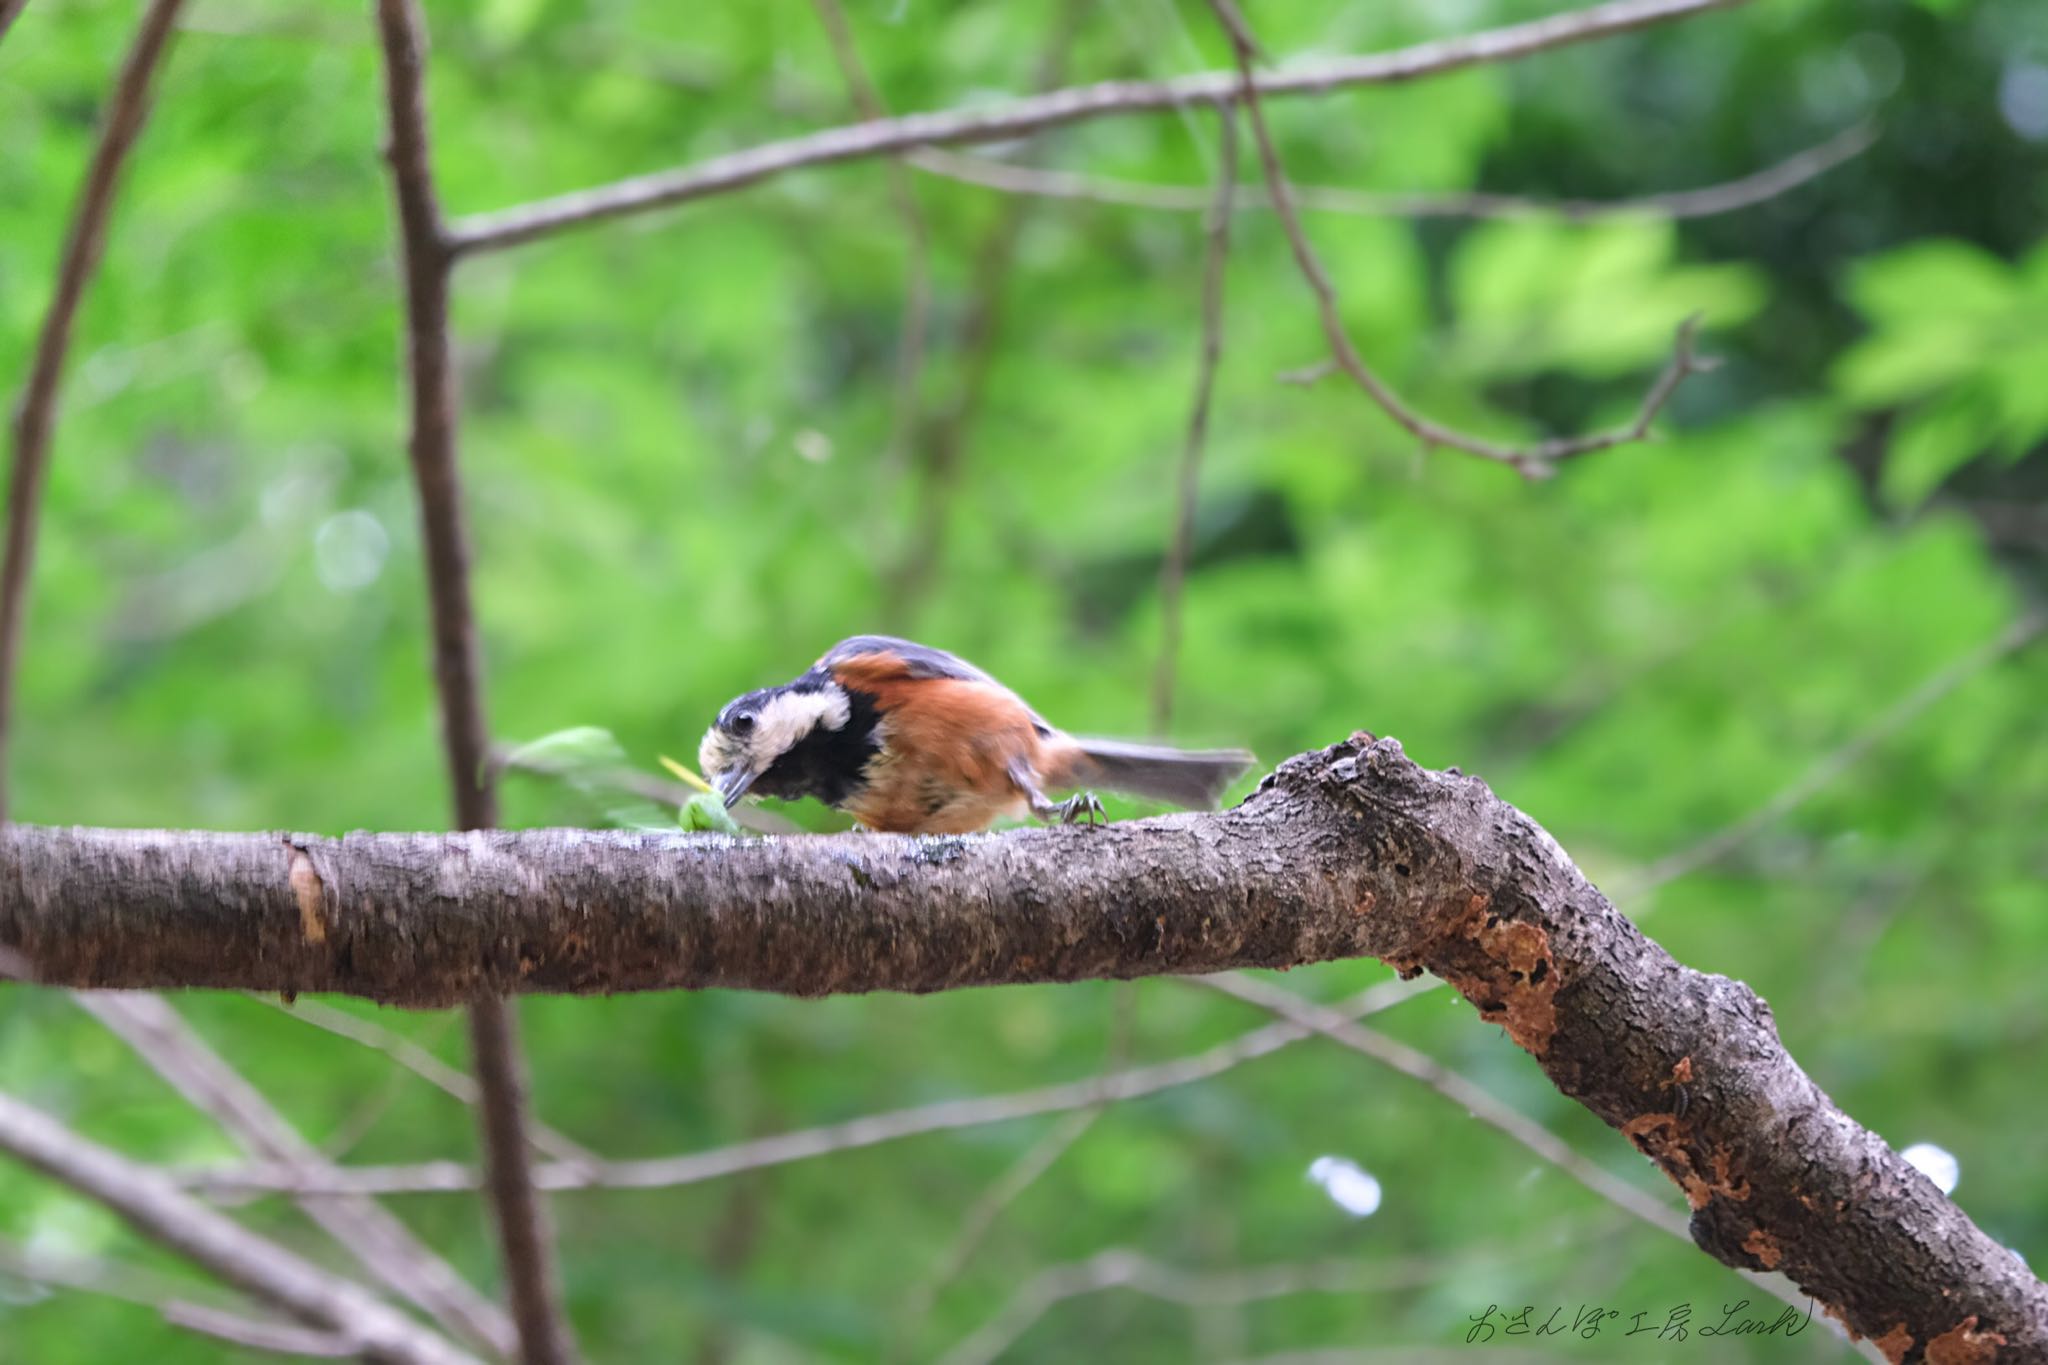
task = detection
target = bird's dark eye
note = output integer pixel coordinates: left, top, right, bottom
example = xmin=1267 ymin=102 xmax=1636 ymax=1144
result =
xmin=728 ymin=711 xmax=756 ymax=735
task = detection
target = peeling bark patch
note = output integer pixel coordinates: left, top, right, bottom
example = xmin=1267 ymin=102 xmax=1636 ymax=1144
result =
xmin=1740 ymin=1225 xmax=1781 ymax=1269
xmin=1668 ymin=1056 xmax=1693 ymax=1087
xmin=1927 ymin=1317 xmax=2006 ymax=1365
xmin=287 ymin=847 xmax=327 ymax=945
xmin=1874 ymin=1324 xmax=1915 ymax=1364
xmin=1620 ymin=1112 xmax=1749 ymax=1210
xmin=1430 ymin=893 xmax=1558 ymax=1055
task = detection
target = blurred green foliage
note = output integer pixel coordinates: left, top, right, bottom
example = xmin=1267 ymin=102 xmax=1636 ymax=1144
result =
xmin=2 ymin=0 xmax=2045 ymax=1361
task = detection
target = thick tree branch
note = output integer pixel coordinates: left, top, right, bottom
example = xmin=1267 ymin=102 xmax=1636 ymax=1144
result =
xmin=1191 ymin=970 xmax=1844 ymax=1338
xmin=4 ymin=735 xmax=2045 ymax=1354
xmin=0 ymin=0 xmax=185 ymax=822
xmin=183 ymin=632 xmax=1961 ymax=1209
xmin=0 ymin=1092 xmax=480 ymax=1365
xmin=370 ymin=3 xmax=575 ymax=1361
xmin=445 ymin=0 xmax=1749 ymax=257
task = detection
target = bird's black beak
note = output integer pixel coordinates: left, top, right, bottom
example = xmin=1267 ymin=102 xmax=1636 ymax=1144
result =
xmin=714 ymin=768 xmax=758 ymax=808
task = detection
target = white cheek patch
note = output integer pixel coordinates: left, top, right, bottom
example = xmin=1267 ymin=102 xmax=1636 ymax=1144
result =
xmin=754 ymin=688 xmax=850 ymax=768
xmin=699 ymin=727 xmax=733 ymax=777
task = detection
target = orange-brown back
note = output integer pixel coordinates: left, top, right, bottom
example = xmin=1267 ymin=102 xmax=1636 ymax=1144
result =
xmin=830 ymin=651 xmax=1072 ymax=832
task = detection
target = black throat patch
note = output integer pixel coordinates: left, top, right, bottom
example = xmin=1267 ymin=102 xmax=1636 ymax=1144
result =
xmin=752 ymin=677 xmax=883 ymax=809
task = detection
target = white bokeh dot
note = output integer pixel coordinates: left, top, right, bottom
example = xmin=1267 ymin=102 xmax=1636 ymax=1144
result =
xmin=314 ymin=509 xmax=390 ymax=593
xmin=2000 ymin=61 xmax=2048 ymax=142
xmin=1900 ymin=1141 xmax=1960 ymax=1196
xmin=1308 ymin=1155 xmax=1383 ymax=1218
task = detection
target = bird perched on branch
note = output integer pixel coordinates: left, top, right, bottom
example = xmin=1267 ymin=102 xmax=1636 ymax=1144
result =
xmin=700 ymin=635 xmax=1255 ymax=834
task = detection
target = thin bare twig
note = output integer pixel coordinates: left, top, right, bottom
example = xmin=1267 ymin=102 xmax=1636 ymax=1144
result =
xmin=464 ymin=995 xmax=576 ymax=1365
xmin=928 ymin=1107 xmax=1101 ymax=1276
xmin=892 ymin=986 xmax=1139 ymax=1357
xmin=372 ymin=4 xmax=485 ymax=827
xmin=446 ymin=0 xmax=1751 ymax=256
xmin=318 ymin=1048 xmax=430 ymax=1161
xmin=75 ymin=992 xmax=517 ymax=1357
xmin=1613 ymin=609 xmax=2048 ymax=897
xmin=370 ymin=2 xmax=577 ymax=1362
xmin=808 ymin=0 xmax=933 ymax=472
xmin=1190 ymin=973 xmax=1848 ymax=1342
xmin=182 ymin=978 xmax=1427 ymax=1198
xmin=1209 ymin=1 xmax=1717 ymax=478
xmin=0 ymin=1235 xmax=196 ymax=1308
xmin=1276 ymin=360 xmax=1336 ymax=386
xmin=691 ymin=1141 xmax=770 ymax=1365
xmin=0 ymin=0 xmax=185 ymax=823
xmin=161 ymin=1304 xmax=363 ymax=1358
xmin=0 ymin=0 xmax=30 ymax=47
xmin=936 ymin=1241 xmax=1578 ymax=1365
xmin=0 ymin=1091 xmax=481 ymax=1365
xmin=1154 ymin=106 xmax=1239 ymax=733
xmin=1192 ymin=973 xmax=1686 ymax=1236
xmin=909 ymin=120 xmax=1877 ymax=223
xmin=0 ymin=1237 xmax=364 ymax=1360
xmin=881 ymin=0 xmax=1089 ymax=625
xmin=254 ymin=995 xmax=600 ymax=1167
xmin=1177 ymin=611 xmax=2048 ymax=1059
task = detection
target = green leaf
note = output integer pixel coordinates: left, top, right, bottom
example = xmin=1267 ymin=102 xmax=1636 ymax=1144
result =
xmin=505 ymin=727 xmax=682 ymax=830
xmin=1882 ymin=390 xmax=1997 ymax=508
xmin=502 ymin=726 xmax=630 ymax=775
xmin=680 ymin=792 xmax=741 ymax=834
xmin=1847 ymin=239 xmax=2015 ymax=326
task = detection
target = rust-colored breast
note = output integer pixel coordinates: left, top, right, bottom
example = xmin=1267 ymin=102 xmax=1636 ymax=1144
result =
xmin=831 ymin=654 xmax=1047 ymax=833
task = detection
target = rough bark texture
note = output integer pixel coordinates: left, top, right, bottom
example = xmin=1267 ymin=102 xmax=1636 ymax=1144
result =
xmin=3 ymin=735 xmax=2044 ymax=1360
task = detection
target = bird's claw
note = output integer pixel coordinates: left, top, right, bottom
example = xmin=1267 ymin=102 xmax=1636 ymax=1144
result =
xmin=1055 ymin=792 xmax=1106 ymax=827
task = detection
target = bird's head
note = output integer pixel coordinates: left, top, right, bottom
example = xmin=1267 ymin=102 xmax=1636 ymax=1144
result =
xmin=698 ymin=677 xmax=852 ymax=806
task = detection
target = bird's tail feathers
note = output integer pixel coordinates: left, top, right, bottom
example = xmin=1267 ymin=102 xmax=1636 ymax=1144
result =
xmin=1064 ymin=738 xmax=1255 ymax=809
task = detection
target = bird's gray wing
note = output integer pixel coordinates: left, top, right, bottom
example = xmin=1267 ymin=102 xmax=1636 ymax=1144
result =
xmin=818 ymin=635 xmax=999 ymax=684
xmin=819 ymin=635 xmax=1054 ymax=735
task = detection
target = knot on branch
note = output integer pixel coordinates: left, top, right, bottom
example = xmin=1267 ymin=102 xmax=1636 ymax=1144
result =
xmin=1256 ymin=734 xmax=1568 ymax=1056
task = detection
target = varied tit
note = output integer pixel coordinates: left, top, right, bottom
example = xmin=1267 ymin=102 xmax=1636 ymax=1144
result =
xmin=699 ymin=635 xmax=1255 ymax=835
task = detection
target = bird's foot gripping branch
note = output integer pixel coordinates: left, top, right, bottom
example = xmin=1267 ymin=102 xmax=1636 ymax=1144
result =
xmin=2 ymin=734 xmax=2044 ymax=1357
